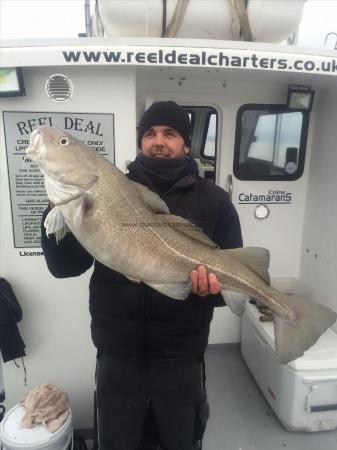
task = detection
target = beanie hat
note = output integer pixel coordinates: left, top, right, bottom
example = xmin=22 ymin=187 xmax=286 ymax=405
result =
xmin=138 ymin=101 xmax=192 ymax=148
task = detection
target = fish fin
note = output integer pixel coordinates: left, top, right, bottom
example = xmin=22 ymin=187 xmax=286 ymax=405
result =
xmin=125 ymin=275 xmax=141 ymax=283
xmin=145 ymin=280 xmax=192 ymax=300
xmin=73 ymin=193 xmax=95 ymax=229
xmin=273 ymin=293 xmax=337 ymax=363
xmin=224 ymin=247 xmax=270 ymax=285
xmin=221 ymin=290 xmax=247 ymax=316
xmin=271 ymin=277 xmax=311 ymax=300
xmin=44 ymin=207 xmax=69 ymax=243
xmin=159 ymin=214 xmax=218 ymax=248
xmin=130 ymin=181 xmax=170 ymax=213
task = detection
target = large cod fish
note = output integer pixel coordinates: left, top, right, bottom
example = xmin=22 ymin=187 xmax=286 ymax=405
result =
xmin=28 ymin=126 xmax=336 ymax=364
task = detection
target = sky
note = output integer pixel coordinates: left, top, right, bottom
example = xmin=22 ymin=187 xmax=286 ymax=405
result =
xmin=0 ymin=0 xmax=337 ymax=49
xmin=0 ymin=0 xmax=87 ymax=39
xmin=297 ymin=0 xmax=337 ymax=48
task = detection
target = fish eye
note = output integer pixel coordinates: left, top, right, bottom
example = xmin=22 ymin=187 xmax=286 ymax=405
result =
xmin=59 ymin=137 xmax=69 ymax=146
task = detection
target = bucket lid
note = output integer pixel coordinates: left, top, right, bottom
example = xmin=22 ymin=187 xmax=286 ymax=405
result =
xmin=0 ymin=404 xmax=71 ymax=448
xmin=245 ymin=302 xmax=337 ymax=371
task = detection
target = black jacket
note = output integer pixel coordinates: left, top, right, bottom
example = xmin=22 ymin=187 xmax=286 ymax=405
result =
xmin=41 ymin=159 xmax=242 ymax=360
xmin=0 ymin=278 xmax=26 ymax=362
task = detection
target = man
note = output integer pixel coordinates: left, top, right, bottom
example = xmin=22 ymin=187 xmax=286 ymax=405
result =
xmin=41 ymin=101 xmax=242 ymax=450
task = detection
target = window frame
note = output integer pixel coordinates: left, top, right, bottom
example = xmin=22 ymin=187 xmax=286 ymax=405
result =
xmin=233 ymin=103 xmax=310 ymax=181
xmin=200 ymin=110 xmax=218 ymax=161
xmin=183 ymin=105 xmax=218 ymax=183
xmin=185 ymin=109 xmax=196 ymax=138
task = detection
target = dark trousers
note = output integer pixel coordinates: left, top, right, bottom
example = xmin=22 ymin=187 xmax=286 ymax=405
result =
xmin=96 ymin=353 xmax=208 ymax=450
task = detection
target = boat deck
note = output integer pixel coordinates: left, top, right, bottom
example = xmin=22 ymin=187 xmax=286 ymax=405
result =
xmin=204 ymin=344 xmax=337 ymax=450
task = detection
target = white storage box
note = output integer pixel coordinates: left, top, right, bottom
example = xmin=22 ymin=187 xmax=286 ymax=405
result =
xmin=241 ymin=300 xmax=337 ymax=432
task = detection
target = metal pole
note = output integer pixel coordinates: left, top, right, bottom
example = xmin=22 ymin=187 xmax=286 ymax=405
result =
xmin=84 ymin=0 xmax=92 ymax=37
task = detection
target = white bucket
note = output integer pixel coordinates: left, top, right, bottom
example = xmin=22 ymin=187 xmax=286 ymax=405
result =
xmin=0 ymin=405 xmax=72 ymax=450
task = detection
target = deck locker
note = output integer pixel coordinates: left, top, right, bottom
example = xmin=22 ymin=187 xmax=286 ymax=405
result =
xmin=241 ymin=286 xmax=337 ymax=432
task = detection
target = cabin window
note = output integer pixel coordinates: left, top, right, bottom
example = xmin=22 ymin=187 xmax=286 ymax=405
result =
xmin=184 ymin=106 xmax=218 ymax=183
xmin=234 ymin=104 xmax=309 ymax=181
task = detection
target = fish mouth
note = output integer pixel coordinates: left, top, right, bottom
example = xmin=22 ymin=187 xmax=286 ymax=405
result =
xmin=26 ymin=129 xmax=42 ymax=158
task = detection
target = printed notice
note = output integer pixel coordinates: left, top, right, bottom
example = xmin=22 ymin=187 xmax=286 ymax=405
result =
xmin=3 ymin=111 xmax=115 ymax=248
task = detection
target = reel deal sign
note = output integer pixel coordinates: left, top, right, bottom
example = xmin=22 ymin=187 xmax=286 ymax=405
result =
xmin=3 ymin=111 xmax=114 ymax=249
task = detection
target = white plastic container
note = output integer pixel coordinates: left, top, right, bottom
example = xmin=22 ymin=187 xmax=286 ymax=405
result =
xmin=241 ymin=300 xmax=337 ymax=432
xmin=0 ymin=405 xmax=72 ymax=450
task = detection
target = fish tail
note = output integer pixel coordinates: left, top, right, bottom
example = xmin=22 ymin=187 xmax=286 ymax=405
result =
xmin=273 ymin=292 xmax=337 ymax=363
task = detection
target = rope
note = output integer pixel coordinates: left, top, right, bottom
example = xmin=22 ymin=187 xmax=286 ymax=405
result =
xmin=13 ymin=357 xmax=27 ymax=386
xmin=162 ymin=0 xmax=167 ymax=37
xmin=164 ymin=0 xmax=189 ymax=38
xmin=229 ymin=0 xmax=254 ymax=41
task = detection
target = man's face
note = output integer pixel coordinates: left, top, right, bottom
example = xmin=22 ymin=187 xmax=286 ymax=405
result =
xmin=140 ymin=125 xmax=190 ymax=158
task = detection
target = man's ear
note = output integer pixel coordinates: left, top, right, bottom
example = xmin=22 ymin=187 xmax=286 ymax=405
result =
xmin=184 ymin=145 xmax=190 ymax=155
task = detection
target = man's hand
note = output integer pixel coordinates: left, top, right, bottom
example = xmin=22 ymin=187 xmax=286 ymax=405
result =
xmin=190 ymin=266 xmax=220 ymax=296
